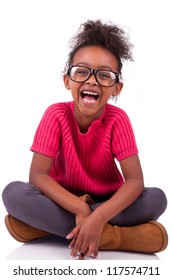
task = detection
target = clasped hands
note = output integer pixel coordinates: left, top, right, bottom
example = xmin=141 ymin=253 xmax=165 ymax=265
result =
xmin=66 ymin=205 xmax=104 ymax=260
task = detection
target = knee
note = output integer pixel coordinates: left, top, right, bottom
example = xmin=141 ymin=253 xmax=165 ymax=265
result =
xmin=149 ymin=187 xmax=167 ymax=218
xmin=154 ymin=187 xmax=167 ymax=209
xmin=2 ymin=181 xmax=32 ymax=212
xmin=2 ymin=181 xmax=21 ymax=207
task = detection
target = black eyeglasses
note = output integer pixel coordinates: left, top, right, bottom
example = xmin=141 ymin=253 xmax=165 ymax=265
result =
xmin=67 ymin=65 xmax=120 ymax=87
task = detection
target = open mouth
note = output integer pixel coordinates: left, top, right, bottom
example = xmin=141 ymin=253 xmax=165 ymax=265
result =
xmin=80 ymin=91 xmax=99 ymax=103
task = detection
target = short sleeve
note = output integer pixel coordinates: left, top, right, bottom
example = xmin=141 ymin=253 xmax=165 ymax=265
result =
xmin=30 ymin=104 xmax=61 ymax=158
xmin=111 ymin=109 xmax=138 ymax=161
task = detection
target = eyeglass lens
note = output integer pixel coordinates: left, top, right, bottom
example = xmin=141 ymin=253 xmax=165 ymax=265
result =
xmin=69 ymin=66 xmax=118 ymax=86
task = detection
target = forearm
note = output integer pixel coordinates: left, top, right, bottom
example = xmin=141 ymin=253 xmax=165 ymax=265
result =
xmin=29 ymin=173 xmax=90 ymax=216
xmin=91 ymin=179 xmax=144 ymax=225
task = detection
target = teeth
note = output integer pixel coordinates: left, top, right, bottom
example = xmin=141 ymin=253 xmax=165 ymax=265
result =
xmin=82 ymin=91 xmax=99 ymax=96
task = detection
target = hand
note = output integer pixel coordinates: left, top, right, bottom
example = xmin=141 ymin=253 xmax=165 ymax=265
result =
xmin=66 ymin=201 xmax=91 ymax=259
xmin=66 ymin=213 xmax=105 ymax=259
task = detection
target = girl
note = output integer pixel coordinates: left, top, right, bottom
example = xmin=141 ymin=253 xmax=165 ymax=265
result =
xmin=2 ymin=19 xmax=168 ymax=259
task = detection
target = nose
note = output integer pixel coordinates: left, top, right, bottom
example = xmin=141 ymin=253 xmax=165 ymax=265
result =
xmin=86 ymin=73 xmax=98 ymax=85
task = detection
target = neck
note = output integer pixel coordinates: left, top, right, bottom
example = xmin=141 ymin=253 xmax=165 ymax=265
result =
xmin=75 ymin=115 xmax=93 ymax=133
xmin=74 ymin=105 xmax=106 ymax=133
xmin=74 ymin=112 xmax=103 ymax=133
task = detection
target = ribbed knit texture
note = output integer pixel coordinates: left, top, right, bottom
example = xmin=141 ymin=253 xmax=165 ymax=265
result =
xmin=30 ymin=102 xmax=138 ymax=196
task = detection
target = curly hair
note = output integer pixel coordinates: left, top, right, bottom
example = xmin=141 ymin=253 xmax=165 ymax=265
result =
xmin=64 ymin=19 xmax=133 ymax=74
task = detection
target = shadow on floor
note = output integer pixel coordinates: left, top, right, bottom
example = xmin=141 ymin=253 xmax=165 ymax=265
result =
xmin=6 ymin=236 xmax=160 ymax=260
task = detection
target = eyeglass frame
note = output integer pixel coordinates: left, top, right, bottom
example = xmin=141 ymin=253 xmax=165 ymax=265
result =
xmin=67 ymin=65 xmax=120 ymax=87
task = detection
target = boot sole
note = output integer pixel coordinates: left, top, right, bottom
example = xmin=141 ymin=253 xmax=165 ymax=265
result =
xmin=5 ymin=215 xmax=30 ymax=242
xmin=149 ymin=221 xmax=168 ymax=252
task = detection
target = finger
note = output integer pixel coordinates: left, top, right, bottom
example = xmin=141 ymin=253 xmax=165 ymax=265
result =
xmin=79 ymin=253 xmax=85 ymax=260
xmin=66 ymin=225 xmax=80 ymax=240
xmin=70 ymin=238 xmax=83 ymax=257
xmin=78 ymin=239 xmax=88 ymax=254
xmin=92 ymin=242 xmax=99 ymax=258
xmin=68 ymin=234 xmax=77 ymax=249
xmin=93 ymin=247 xmax=98 ymax=258
xmin=86 ymin=243 xmax=98 ymax=259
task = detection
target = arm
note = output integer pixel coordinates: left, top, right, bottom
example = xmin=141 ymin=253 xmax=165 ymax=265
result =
xmin=90 ymin=154 xmax=144 ymax=223
xmin=29 ymin=152 xmax=90 ymax=218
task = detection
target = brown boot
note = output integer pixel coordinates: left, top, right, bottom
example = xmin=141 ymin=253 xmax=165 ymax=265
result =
xmin=99 ymin=221 xmax=168 ymax=253
xmin=80 ymin=194 xmax=94 ymax=205
xmin=4 ymin=215 xmax=52 ymax=242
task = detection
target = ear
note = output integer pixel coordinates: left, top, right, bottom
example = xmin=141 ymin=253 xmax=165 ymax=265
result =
xmin=63 ymin=74 xmax=71 ymax=90
xmin=112 ymin=82 xmax=123 ymax=97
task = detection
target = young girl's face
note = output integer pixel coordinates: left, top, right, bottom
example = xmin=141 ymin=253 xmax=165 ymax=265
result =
xmin=64 ymin=45 xmax=123 ymax=122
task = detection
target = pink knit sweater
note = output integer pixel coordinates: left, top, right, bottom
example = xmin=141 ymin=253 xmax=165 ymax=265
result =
xmin=30 ymin=102 xmax=138 ymax=196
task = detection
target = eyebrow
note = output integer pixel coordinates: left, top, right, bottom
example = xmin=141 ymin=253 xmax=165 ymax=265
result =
xmin=75 ymin=62 xmax=114 ymax=71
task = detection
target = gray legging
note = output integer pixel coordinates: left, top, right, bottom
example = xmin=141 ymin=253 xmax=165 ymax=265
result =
xmin=2 ymin=181 xmax=167 ymax=238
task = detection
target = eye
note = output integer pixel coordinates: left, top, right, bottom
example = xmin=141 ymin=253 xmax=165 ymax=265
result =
xmin=75 ymin=67 xmax=89 ymax=76
xmin=98 ymin=71 xmax=112 ymax=80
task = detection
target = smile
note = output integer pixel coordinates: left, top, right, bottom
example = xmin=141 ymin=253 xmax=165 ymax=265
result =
xmin=80 ymin=91 xmax=99 ymax=104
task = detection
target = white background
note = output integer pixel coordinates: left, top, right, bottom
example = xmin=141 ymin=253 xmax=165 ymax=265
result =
xmin=0 ymin=0 xmax=172 ymax=277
